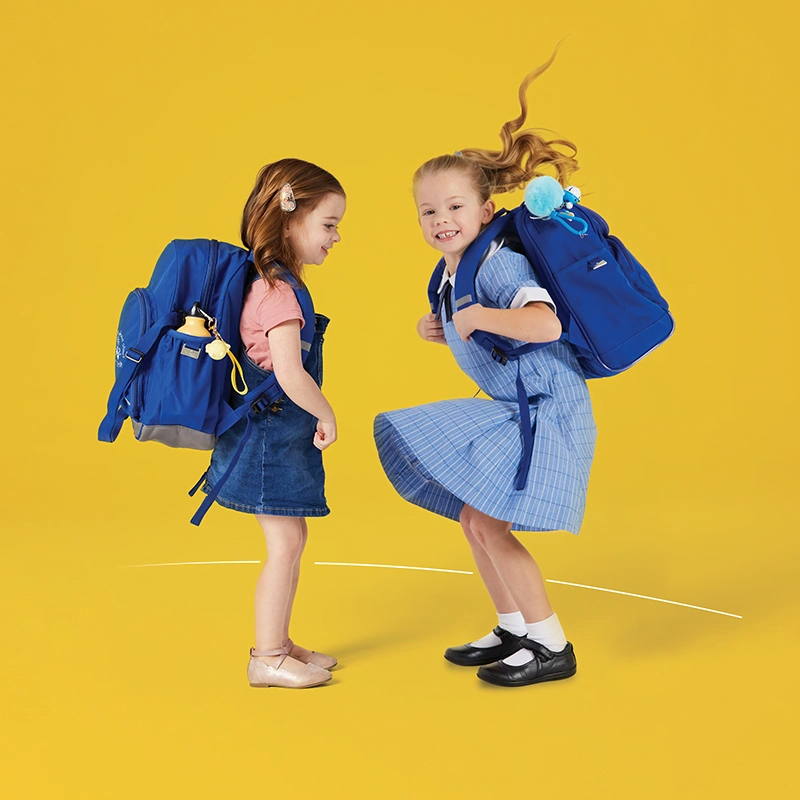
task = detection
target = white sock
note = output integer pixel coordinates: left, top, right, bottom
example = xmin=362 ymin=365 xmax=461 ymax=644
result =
xmin=503 ymin=648 xmax=534 ymax=666
xmin=497 ymin=611 xmax=527 ymax=636
xmin=469 ymin=611 xmax=526 ymax=648
xmin=502 ymin=613 xmax=567 ymax=666
xmin=526 ymin=613 xmax=568 ymax=652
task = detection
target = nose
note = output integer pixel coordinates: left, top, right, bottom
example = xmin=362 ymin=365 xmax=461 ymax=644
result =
xmin=332 ymin=230 xmax=341 ymax=243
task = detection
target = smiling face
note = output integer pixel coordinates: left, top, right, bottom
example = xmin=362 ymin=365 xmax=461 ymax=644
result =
xmin=285 ymin=192 xmax=346 ymax=266
xmin=415 ymin=170 xmax=495 ymax=271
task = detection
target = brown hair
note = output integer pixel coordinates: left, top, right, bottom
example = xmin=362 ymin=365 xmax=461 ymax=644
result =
xmin=241 ymin=158 xmax=345 ymax=287
xmin=413 ymin=46 xmax=579 ymax=202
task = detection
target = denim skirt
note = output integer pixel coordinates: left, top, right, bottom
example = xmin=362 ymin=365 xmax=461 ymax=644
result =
xmin=202 ymin=314 xmax=330 ymax=517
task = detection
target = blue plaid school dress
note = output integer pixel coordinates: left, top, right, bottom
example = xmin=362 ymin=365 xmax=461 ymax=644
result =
xmin=374 ymin=245 xmax=596 ymax=534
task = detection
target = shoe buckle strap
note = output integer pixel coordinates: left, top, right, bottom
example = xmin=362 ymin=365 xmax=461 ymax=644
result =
xmin=250 ymin=646 xmax=289 ymax=668
xmin=519 ymin=639 xmax=553 ymax=660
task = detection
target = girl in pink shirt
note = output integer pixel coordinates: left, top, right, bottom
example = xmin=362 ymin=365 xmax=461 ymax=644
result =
xmin=201 ymin=159 xmax=345 ymax=689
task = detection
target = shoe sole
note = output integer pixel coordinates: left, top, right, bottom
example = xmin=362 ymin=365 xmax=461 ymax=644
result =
xmin=476 ymin=666 xmax=577 ymax=687
xmin=249 ymin=677 xmax=331 ymax=688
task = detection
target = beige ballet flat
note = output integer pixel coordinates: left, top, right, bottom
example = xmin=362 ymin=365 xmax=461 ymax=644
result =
xmin=247 ymin=647 xmax=332 ymax=689
xmin=285 ymin=638 xmax=338 ymax=671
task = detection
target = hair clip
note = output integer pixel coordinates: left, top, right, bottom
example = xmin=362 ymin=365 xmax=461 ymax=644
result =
xmin=454 ymin=151 xmax=463 ymax=156
xmin=279 ymin=182 xmax=296 ymax=212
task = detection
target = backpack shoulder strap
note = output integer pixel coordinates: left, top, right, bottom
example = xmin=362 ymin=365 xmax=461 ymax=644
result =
xmin=452 ymin=210 xmax=512 ymax=313
xmin=428 ymin=259 xmax=447 ymax=315
xmin=452 ymin=209 xmax=544 ymax=363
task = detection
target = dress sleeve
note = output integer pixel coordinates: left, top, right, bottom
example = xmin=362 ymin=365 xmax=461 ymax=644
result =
xmin=475 ymin=247 xmax=556 ymax=313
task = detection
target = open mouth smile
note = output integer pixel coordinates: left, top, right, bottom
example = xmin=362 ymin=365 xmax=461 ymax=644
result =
xmin=435 ymin=230 xmax=459 ymax=240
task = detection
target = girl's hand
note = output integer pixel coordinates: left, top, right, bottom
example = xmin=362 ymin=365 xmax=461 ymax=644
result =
xmin=452 ymin=304 xmax=485 ymax=342
xmin=416 ymin=313 xmax=446 ymax=344
xmin=314 ymin=418 xmax=337 ymax=451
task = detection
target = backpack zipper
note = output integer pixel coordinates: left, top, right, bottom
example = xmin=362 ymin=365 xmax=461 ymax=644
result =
xmin=131 ymin=288 xmax=152 ymax=413
xmin=199 ymin=239 xmax=219 ymax=316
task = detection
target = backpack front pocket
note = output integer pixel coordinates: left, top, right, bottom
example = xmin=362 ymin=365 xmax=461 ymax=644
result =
xmin=556 ymin=247 xmax=670 ymax=371
xmin=137 ymin=330 xmax=229 ymax=435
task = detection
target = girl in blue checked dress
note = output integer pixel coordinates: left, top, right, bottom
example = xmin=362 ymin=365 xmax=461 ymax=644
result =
xmin=374 ymin=60 xmax=597 ymax=687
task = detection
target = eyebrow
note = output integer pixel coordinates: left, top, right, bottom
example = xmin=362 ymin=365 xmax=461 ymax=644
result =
xmin=418 ymin=195 xmax=468 ymax=208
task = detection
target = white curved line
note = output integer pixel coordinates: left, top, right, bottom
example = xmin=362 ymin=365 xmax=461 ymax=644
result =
xmin=121 ymin=560 xmax=261 ymax=568
xmin=314 ymin=563 xmax=742 ymax=618
xmin=116 ymin=561 xmax=742 ymax=618
xmin=546 ymin=579 xmax=742 ymax=618
xmin=314 ymin=561 xmax=474 ymax=575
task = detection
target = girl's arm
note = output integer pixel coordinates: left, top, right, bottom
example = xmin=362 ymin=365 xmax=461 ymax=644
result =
xmin=268 ymin=320 xmax=337 ymax=450
xmin=452 ymin=302 xmax=562 ymax=344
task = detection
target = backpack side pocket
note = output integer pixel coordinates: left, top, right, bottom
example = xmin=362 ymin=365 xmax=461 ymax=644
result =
xmin=134 ymin=330 xmax=229 ymax=448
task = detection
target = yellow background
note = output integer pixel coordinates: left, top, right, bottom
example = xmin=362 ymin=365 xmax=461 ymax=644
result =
xmin=2 ymin=0 xmax=798 ymax=797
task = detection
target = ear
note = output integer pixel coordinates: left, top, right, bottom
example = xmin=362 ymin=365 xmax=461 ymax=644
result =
xmin=481 ymin=199 xmax=495 ymax=223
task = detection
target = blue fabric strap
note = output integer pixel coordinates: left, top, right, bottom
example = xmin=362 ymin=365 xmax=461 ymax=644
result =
xmin=189 ymin=410 xmax=259 ymax=526
xmin=187 ymin=470 xmax=208 ymax=497
xmin=97 ymin=311 xmax=180 ymax=443
xmin=452 ymin=211 xmax=511 ymax=312
xmin=427 ymin=259 xmax=447 ymax=314
xmin=188 ymin=387 xmax=279 ymax=526
xmin=513 ymin=360 xmax=535 ymax=491
xmin=215 ymin=375 xmax=284 ymax=437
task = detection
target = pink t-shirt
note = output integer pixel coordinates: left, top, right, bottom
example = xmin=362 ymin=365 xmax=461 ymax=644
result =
xmin=240 ymin=279 xmax=305 ymax=371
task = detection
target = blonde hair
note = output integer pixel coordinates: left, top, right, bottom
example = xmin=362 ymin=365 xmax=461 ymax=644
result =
xmin=413 ymin=47 xmax=578 ymax=202
xmin=241 ymin=158 xmax=345 ymax=287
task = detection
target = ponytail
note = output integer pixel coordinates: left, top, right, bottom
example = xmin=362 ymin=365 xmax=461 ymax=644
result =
xmin=414 ymin=46 xmax=578 ymax=200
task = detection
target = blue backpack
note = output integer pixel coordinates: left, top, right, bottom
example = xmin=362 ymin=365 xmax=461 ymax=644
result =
xmin=98 ymin=239 xmax=315 ymax=525
xmin=427 ymin=178 xmax=674 ymax=489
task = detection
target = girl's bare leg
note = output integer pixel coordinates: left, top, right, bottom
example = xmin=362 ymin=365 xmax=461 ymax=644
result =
xmin=252 ymin=514 xmax=307 ymax=670
xmin=463 ymin=504 xmax=553 ymax=623
xmin=459 ymin=504 xmax=519 ymax=615
xmin=282 ymin=518 xmax=308 ymax=642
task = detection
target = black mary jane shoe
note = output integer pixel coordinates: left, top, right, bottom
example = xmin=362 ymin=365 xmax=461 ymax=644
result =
xmin=443 ymin=626 xmax=525 ymax=667
xmin=476 ymin=639 xmax=577 ymax=687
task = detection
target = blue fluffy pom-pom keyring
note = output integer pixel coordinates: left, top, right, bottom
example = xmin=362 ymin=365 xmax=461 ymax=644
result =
xmin=524 ymin=176 xmax=564 ymax=217
xmin=523 ymin=176 xmax=588 ymax=236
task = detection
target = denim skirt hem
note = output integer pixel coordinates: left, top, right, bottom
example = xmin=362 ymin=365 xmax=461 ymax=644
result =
xmin=201 ymin=486 xmax=330 ymax=517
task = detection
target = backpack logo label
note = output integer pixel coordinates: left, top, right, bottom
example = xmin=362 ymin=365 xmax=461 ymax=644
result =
xmin=180 ymin=343 xmax=201 ymax=360
xmin=115 ymin=331 xmax=125 ymax=369
xmin=591 ymin=259 xmax=607 ymax=270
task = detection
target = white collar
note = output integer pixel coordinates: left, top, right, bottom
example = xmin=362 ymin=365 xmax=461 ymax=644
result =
xmin=436 ymin=237 xmax=504 ymax=294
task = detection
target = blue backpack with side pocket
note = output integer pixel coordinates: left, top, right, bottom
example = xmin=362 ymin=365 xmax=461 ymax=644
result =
xmin=427 ymin=178 xmax=674 ymax=489
xmin=98 ymin=239 xmax=315 ymax=525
